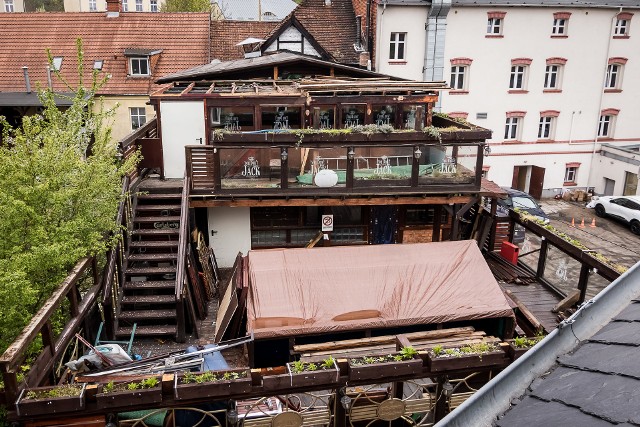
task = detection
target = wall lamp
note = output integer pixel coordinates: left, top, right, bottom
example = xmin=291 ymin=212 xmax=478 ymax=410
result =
xmin=442 ymin=380 xmax=454 ymax=399
xmin=340 ymin=387 xmax=352 ymax=411
xmin=280 ymin=147 xmax=288 ymax=161
xmin=227 ymin=408 xmax=239 ymax=426
xmin=347 ymin=147 xmax=355 ymax=160
xmin=484 ymin=145 xmax=492 ymax=157
xmin=414 ymin=147 xmax=422 ymax=159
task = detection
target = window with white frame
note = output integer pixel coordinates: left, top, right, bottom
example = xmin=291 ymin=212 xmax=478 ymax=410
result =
xmin=122 ymin=0 xmax=128 ymax=11
xmin=130 ymin=107 xmax=146 ymax=130
xmin=538 ymin=116 xmax=555 ymax=139
xmin=605 ymin=63 xmax=623 ymax=89
xmin=88 ymin=0 xmax=97 ymax=10
xmin=487 ymin=17 xmax=503 ymax=34
xmin=544 ymin=64 xmax=562 ymax=89
xmin=504 ymin=117 xmax=520 ymax=140
xmin=389 ymin=33 xmax=406 ymax=61
xmin=129 ymin=57 xmax=150 ymax=76
xmin=564 ymin=166 xmax=578 ymax=183
xmin=150 ymin=0 xmax=158 ymax=11
xmin=615 ymin=19 xmax=629 ymax=35
xmin=598 ymin=114 xmax=615 ymax=137
xmin=450 ymin=66 xmax=468 ymax=90
xmin=135 ymin=0 xmax=142 ymax=11
xmin=552 ymin=18 xmax=566 ymax=35
xmin=4 ymin=0 xmax=14 ymax=12
xmin=509 ymin=65 xmax=527 ymax=89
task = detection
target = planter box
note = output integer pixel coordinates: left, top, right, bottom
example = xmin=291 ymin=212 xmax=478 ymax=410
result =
xmin=348 ymin=356 xmax=423 ymax=382
xmin=96 ymin=381 xmax=162 ymax=409
xmin=286 ymin=360 xmax=340 ymax=388
xmin=426 ymin=349 xmax=507 ymax=373
xmin=16 ymin=383 xmax=86 ymax=417
xmin=174 ymin=369 xmax=252 ymax=400
xmin=506 ymin=339 xmax=539 ymax=361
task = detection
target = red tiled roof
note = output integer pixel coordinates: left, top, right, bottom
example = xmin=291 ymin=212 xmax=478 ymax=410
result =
xmin=210 ymin=20 xmax=280 ymax=61
xmin=0 ymin=13 xmax=210 ymax=96
xmin=266 ymin=0 xmax=360 ymax=65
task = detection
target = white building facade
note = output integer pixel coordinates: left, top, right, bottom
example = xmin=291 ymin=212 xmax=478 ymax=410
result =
xmin=375 ymin=0 xmax=640 ymax=198
xmin=63 ymin=0 xmax=163 ymax=12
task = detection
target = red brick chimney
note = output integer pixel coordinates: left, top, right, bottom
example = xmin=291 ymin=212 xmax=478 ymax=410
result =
xmin=106 ymin=0 xmax=121 ymax=13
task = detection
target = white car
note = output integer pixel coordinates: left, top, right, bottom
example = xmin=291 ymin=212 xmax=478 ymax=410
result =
xmin=587 ymin=195 xmax=640 ymax=235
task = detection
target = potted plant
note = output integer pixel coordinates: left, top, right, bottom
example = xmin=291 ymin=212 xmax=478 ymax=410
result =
xmin=286 ymin=356 xmax=340 ymax=387
xmin=506 ymin=336 xmax=543 ymax=360
xmin=96 ymin=377 xmax=162 ymax=409
xmin=426 ymin=342 xmax=507 ymax=373
xmin=174 ymin=368 xmax=251 ymax=400
xmin=348 ymin=346 xmax=423 ymax=381
xmin=16 ymin=383 xmax=86 ymax=417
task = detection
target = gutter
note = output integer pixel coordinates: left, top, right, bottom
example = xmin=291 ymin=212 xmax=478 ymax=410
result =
xmin=436 ymin=260 xmax=640 ymax=427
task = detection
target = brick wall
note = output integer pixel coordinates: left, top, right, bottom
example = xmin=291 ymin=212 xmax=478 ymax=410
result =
xmin=351 ymin=0 xmax=377 ymax=67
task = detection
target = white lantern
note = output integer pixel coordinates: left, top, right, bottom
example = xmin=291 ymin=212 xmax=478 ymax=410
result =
xmin=314 ymin=169 xmax=339 ymax=187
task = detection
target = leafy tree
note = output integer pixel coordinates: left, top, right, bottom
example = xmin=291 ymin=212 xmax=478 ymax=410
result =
xmin=24 ymin=0 xmax=64 ymax=11
xmin=161 ymin=0 xmax=210 ymax=12
xmin=0 ymin=39 xmax=138 ymax=353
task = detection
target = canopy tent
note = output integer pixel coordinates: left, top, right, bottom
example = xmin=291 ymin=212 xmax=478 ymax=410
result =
xmin=246 ymin=240 xmax=514 ymax=339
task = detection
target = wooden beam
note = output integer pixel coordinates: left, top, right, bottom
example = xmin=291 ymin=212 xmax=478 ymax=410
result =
xmin=552 ymin=289 xmax=580 ymax=313
xmin=577 ymin=264 xmax=591 ymax=305
xmin=505 ymin=290 xmax=543 ymax=333
xmin=536 ymin=237 xmax=548 ymax=279
xmin=191 ymin=195 xmax=474 ymax=208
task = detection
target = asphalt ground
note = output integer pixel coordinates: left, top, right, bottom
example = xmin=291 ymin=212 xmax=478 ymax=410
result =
xmin=516 ymin=199 xmax=640 ymax=299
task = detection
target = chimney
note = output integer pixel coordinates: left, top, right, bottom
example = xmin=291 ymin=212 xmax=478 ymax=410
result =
xmin=324 ymin=0 xmax=331 ymax=5
xmin=106 ymin=0 xmax=121 ymax=13
xmin=46 ymin=65 xmax=52 ymax=89
xmin=22 ymin=66 xmax=31 ymax=94
xmin=355 ymin=15 xmax=362 ymax=48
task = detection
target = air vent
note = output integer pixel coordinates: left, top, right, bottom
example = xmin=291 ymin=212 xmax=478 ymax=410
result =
xmin=476 ymin=113 xmax=488 ymax=119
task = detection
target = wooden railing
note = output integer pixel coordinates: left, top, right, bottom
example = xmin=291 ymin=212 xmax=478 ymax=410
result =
xmin=119 ymin=117 xmax=162 ymax=177
xmin=175 ymin=176 xmax=190 ymax=343
xmin=0 ymin=257 xmax=103 ymax=405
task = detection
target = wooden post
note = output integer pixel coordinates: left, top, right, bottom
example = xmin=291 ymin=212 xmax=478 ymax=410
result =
xmin=313 ymin=107 xmax=320 ymax=129
xmin=450 ymin=204 xmax=460 ymax=241
xmin=433 ymin=376 xmax=449 ymax=422
xmin=536 ymin=237 xmax=548 ymax=279
xmin=488 ymin=198 xmax=498 ymax=251
xmin=414 ymin=106 xmax=424 ymax=130
xmin=475 ymin=144 xmax=484 ymax=188
xmin=346 ymin=147 xmax=355 ymax=189
xmin=213 ymin=148 xmax=221 ymax=191
xmin=334 ymin=388 xmax=347 ymax=427
xmin=67 ymin=282 xmax=80 ymax=318
xmin=411 ymin=146 xmax=419 ymax=187
xmin=281 ymin=148 xmax=288 ymax=190
xmin=91 ymin=256 xmax=99 ymax=287
xmin=577 ymin=263 xmax=591 ymax=305
xmin=41 ymin=320 xmax=55 ymax=358
xmin=273 ymin=66 xmax=279 ymax=80
xmin=432 ymin=205 xmax=442 ymax=242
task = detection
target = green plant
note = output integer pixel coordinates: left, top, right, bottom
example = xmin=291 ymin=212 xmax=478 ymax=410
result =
xmin=423 ymin=125 xmax=442 ymax=143
xmin=103 ymin=381 xmax=115 ymax=393
xmin=321 ymin=356 xmax=335 ymax=370
xmin=291 ymin=360 xmax=305 ymax=374
xmin=400 ymin=346 xmax=418 ymax=360
xmin=432 ymin=345 xmax=443 ymax=357
xmin=307 ymin=363 xmax=318 ymax=371
xmin=182 ymin=372 xmax=197 ymax=384
xmin=212 ymin=128 xmax=227 ymax=141
xmin=24 ymin=384 xmax=83 ymax=400
xmin=127 ymin=382 xmax=140 ymax=390
xmin=139 ymin=377 xmax=158 ymax=389
xmin=513 ymin=335 xmax=543 ymax=349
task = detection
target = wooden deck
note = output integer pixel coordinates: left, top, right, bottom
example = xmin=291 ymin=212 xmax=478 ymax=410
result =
xmin=500 ymin=281 xmax=562 ymax=334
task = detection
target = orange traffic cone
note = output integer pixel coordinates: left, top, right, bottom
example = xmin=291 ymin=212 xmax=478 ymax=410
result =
xmin=579 ymin=218 xmax=585 ymax=228
xmin=570 ymin=218 xmax=575 ymax=227
xmin=590 ymin=218 xmax=596 ymax=228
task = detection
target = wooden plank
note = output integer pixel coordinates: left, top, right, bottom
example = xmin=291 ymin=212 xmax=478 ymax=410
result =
xmin=214 ymin=254 xmax=241 ymax=342
xmin=505 ymin=289 xmax=544 ymax=333
xmin=552 ymin=290 xmax=581 ymax=313
xmin=191 ymin=195 xmax=475 ymax=208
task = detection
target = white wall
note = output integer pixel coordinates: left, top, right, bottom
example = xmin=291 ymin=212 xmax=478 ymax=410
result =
xmin=263 ymin=25 xmax=321 ymax=57
xmin=590 ymin=146 xmax=640 ymax=195
xmin=208 ymin=207 xmax=252 ymax=268
xmin=160 ymin=101 xmax=205 ymax=179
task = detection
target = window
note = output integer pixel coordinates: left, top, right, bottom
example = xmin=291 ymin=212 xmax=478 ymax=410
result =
xmin=135 ymin=0 xmax=142 ymax=11
xmin=487 ymin=18 xmax=502 ymax=34
xmin=4 ymin=0 xmax=14 ymax=12
xmin=389 ymin=32 xmax=406 ymax=61
xmin=510 ymin=65 xmax=527 ymax=89
xmin=129 ymin=57 xmax=149 ymax=76
xmin=552 ymin=18 xmax=566 ymax=34
xmin=598 ymin=115 xmax=614 ymax=137
xmin=450 ymin=66 xmax=468 ymax=90
xmin=504 ymin=117 xmax=520 ymax=140
xmin=130 ymin=107 xmax=146 ymax=130
xmin=551 ymin=12 xmax=571 ymax=36
xmin=88 ymin=0 xmax=96 ymax=10
xmin=614 ymin=13 xmax=633 ymax=36
xmin=122 ymin=0 xmax=128 ymax=11
xmin=564 ymin=166 xmax=578 ymax=183
xmin=150 ymin=0 xmax=158 ymax=11
xmin=538 ymin=116 xmax=555 ymax=139
xmin=605 ymin=60 xmax=626 ymax=90
xmin=615 ymin=19 xmax=628 ymax=35
xmin=544 ymin=65 xmax=560 ymax=89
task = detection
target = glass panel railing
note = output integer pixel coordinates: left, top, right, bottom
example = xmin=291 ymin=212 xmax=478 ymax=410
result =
xmin=416 ymin=145 xmax=476 ymax=187
xmin=352 ymin=146 xmax=413 ymax=187
xmin=220 ymin=148 xmax=281 ymax=190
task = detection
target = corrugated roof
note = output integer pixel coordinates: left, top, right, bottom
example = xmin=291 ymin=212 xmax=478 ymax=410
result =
xmin=0 ymin=13 xmax=210 ymax=96
xmin=210 ymin=20 xmax=280 ymax=61
xmin=0 ymin=92 xmax=75 ymax=107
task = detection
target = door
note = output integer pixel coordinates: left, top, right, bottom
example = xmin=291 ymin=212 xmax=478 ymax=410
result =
xmin=624 ymin=172 xmax=638 ymax=196
xmin=604 ymin=178 xmax=615 ymax=196
xmin=370 ymin=206 xmax=397 ymax=244
xmin=160 ymin=101 xmax=206 ymax=179
xmin=529 ymin=166 xmax=545 ymax=200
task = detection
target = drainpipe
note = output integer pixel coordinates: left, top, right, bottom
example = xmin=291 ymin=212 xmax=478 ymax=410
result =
xmin=423 ymin=0 xmax=451 ymax=112
xmin=46 ymin=65 xmax=53 ymax=89
xmin=22 ymin=66 xmax=31 ymax=94
xmin=366 ymin=0 xmax=372 ymax=63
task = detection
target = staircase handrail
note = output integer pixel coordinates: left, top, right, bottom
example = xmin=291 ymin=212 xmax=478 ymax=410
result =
xmin=175 ymin=175 xmax=190 ymax=342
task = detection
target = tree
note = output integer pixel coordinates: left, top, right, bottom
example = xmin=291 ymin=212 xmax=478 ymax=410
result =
xmin=161 ymin=0 xmax=210 ymax=12
xmin=0 ymin=39 xmax=138 ymax=353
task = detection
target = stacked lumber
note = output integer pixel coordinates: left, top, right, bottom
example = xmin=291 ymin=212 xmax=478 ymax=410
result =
xmin=486 ymin=252 xmax=537 ymax=285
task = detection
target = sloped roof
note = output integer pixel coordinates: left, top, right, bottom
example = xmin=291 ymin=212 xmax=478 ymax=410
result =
xmin=0 ymin=13 xmax=210 ymax=96
xmin=213 ymin=0 xmax=297 ymax=21
xmin=264 ymin=0 xmax=361 ymax=65
xmin=211 ymin=20 xmax=280 ymax=61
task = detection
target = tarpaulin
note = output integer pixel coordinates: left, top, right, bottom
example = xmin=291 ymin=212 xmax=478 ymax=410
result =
xmin=246 ymin=240 xmax=514 ymax=339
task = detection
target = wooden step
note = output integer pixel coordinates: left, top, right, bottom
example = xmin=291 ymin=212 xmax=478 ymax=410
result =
xmin=129 ymin=241 xmax=179 ymax=249
xmin=116 ymin=325 xmax=177 ymax=337
xmin=119 ymin=309 xmax=177 ymax=321
xmin=125 ymin=266 xmax=176 ymax=276
xmin=124 ymin=280 xmax=176 ymax=291
xmin=133 ymin=216 xmax=181 ymax=223
xmin=137 ymin=193 xmax=181 ymax=201
xmin=128 ymin=253 xmax=178 ymax=262
xmin=135 ymin=204 xmax=181 ymax=213
xmin=132 ymin=229 xmax=179 ymax=236
xmin=122 ymin=295 xmax=176 ymax=305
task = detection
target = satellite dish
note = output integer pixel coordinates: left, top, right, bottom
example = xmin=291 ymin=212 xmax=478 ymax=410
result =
xmin=314 ymin=169 xmax=338 ymax=187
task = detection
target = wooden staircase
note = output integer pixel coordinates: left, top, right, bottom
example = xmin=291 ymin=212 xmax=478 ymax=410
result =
xmin=116 ymin=183 xmax=185 ymax=339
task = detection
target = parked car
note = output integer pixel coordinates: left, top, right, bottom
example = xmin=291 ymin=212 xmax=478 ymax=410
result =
xmin=586 ymin=195 xmax=640 ymax=235
xmin=498 ymin=188 xmax=550 ymax=224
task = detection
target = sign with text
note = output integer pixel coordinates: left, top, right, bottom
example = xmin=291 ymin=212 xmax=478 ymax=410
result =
xmin=321 ymin=215 xmax=334 ymax=232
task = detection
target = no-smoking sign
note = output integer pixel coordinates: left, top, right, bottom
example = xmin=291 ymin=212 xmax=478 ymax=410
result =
xmin=321 ymin=214 xmax=334 ymax=232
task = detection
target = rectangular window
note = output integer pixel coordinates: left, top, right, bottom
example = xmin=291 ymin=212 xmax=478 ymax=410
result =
xmin=450 ymin=66 xmax=467 ymax=90
xmin=210 ymin=106 xmax=255 ymax=131
xmin=261 ymin=106 xmax=302 ymax=130
xmin=88 ymin=0 xmax=96 ymax=10
xmin=122 ymin=0 xmax=128 ymax=11
xmin=150 ymin=0 xmax=158 ymax=11
xmin=504 ymin=117 xmax=520 ymax=139
xmin=130 ymin=107 xmax=146 ymax=130
xmin=509 ymin=65 xmax=526 ymax=89
xmin=564 ymin=167 xmax=577 ymax=183
xmin=538 ymin=116 xmax=554 ymax=139
xmin=389 ymin=32 xmax=406 ymax=61
xmin=615 ymin=19 xmax=628 ymax=35
xmin=552 ymin=18 xmax=566 ymax=34
xmin=598 ymin=115 xmax=613 ymax=137
xmin=4 ymin=0 xmax=14 ymax=12
xmin=135 ymin=0 xmax=142 ymax=11
xmin=487 ymin=18 xmax=502 ymax=34
xmin=544 ymin=65 xmax=561 ymax=89
xmin=605 ymin=64 xmax=622 ymax=89
xmin=129 ymin=57 xmax=149 ymax=76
